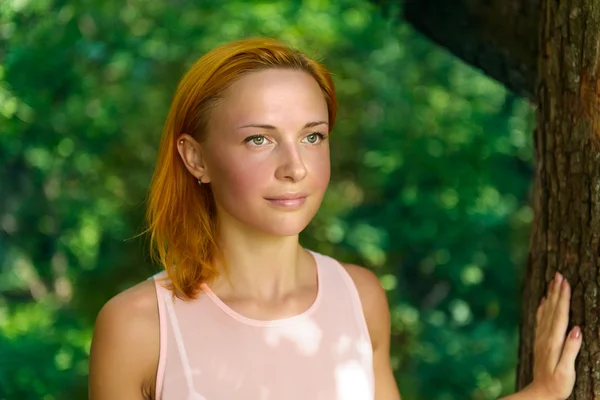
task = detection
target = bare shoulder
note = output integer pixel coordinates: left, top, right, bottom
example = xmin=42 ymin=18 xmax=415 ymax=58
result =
xmin=94 ymin=278 xmax=160 ymax=333
xmin=341 ymin=263 xmax=388 ymax=319
xmin=341 ymin=263 xmax=390 ymax=349
xmin=89 ymin=278 xmax=161 ymax=400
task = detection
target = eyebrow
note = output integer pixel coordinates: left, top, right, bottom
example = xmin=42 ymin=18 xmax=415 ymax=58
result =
xmin=237 ymin=121 xmax=329 ymax=130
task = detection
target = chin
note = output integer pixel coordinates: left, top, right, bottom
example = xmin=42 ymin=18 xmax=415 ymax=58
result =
xmin=254 ymin=213 xmax=314 ymax=237
xmin=239 ymin=203 xmax=320 ymax=237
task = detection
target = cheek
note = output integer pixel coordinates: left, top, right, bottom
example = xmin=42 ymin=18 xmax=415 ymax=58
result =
xmin=308 ymin=149 xmax=331 ymax=190
xmin=209 ymin=153 xmax=271 ymax=198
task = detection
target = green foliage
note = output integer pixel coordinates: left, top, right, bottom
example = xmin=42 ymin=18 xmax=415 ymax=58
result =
xmin=0 ymin=0 xmax=534 ymax=398
xmin=0 ymin=301 xmax=89 ymax=399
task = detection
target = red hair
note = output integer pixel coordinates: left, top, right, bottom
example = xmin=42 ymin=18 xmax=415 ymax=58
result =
xmin=145 ymin=38 xmax=338 ymax=299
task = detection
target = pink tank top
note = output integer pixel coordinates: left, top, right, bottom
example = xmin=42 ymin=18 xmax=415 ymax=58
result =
xmin=152 ymin=250 xmax=375 ymax=400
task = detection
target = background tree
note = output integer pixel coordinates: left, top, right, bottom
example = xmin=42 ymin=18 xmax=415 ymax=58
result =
xmin=399 ymin=0 xmax=540 ymax=99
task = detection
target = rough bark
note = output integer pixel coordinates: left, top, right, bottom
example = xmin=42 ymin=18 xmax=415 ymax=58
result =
xmin=400 ymin=0 xmax=540 ymax=99
xmin=517 ymin=1 xmax=600 ymax=398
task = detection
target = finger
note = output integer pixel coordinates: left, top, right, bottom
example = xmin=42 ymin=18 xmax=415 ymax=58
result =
xmin=536 ymin=297 xmax=545 ymax=328
xmin=534 ymin=297 xmax=546 ymax=362
xmin=550 ymin=278 xmax=571 ymax=335
xmin=539 ymin=278 xmax=557 ymax=334
xmin=549 ymin=278 xmax=571 ymax=367
xmin=556 ymin=326 xmax=582 ymax=376
xmin=547 ymin=273 xmax=564 ymax=324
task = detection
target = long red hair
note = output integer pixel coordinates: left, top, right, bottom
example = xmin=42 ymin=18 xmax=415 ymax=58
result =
xmin=145 ymin=38 xmax=338 ymax=299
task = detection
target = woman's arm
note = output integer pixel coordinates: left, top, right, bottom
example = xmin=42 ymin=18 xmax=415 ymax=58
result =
xmin=88 ymin=280 xmax=160 ymax=400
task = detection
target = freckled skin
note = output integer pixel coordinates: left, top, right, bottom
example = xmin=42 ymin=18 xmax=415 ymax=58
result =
xmin=202 ymin=69 xmax=331 ymax=237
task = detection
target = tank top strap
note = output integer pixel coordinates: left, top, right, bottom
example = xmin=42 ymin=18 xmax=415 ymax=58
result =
xmin=154 ymin=273 xmax=208 ymax=400
xmin=309 ymin=251 xmax=373 ymax=356
xmin=161 ymin=290 xmax=196 ymax=393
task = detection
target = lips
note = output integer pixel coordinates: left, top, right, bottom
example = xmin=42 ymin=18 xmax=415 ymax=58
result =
xmin=265 ymin=193 xmax=308 ymax=201
xmin=265 ymin=193 xmax=308 ymax=208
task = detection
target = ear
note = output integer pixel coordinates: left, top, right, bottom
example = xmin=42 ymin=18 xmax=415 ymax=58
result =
xmin=176 ymin=134 xmax=211 ymax=183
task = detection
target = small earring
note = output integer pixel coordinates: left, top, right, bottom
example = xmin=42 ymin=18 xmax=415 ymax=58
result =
xmin=197 ymin=177 xmax=202 ymax=185
xmin=179 ymin=140 xmax=184 ymax=145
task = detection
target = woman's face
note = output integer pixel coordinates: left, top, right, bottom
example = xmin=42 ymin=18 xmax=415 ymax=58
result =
xmin=198 ymin=68 xmax=331 ymax=237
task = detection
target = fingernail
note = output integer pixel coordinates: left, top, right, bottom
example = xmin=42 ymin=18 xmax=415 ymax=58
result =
xmin=549 ymin=280 xmax=554 ymax=291
xmin=540 ymin=297 xmax=545 ymax=306
xmin=556 ymin=272 xmax=563 ymax=283
xmin=571 ymin=326 xmax=581 ymax=339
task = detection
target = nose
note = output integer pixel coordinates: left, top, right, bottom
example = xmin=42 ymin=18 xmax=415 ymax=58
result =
xmin=274 ymin=142 xmax=308 ymax=182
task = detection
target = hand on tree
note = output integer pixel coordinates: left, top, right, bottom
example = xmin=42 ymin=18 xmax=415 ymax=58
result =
xmin=501 ymin=272 xmax=582 ymax=400
xmin=527 ymin=272 xmax=582 ymax=400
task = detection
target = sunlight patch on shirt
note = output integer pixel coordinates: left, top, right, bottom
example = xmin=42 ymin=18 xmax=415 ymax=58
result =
xmin=264 ymin=319 xmax=322 ymax=355
xmin=335 ymin=360 xmax=371 ymax=399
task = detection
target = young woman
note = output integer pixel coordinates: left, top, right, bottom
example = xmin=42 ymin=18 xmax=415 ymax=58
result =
xmin=88 ymin=38 xmax=582 ymax=400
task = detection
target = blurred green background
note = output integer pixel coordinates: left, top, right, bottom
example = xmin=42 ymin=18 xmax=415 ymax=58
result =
xmin=0 ymin=0 xmax=536 ymax=399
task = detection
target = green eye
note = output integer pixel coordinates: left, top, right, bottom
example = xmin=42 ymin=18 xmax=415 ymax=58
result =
xmin=305 ymin=132 xmax=326 ymax=144
xmin=244 ymin=135 xmax=267 ymax=146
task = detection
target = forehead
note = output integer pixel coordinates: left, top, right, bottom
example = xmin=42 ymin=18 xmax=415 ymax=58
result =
xmin=210 ymin=69 xmax=329 ymax=128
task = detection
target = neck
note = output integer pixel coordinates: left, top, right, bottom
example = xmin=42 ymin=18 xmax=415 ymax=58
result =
xmin=211 ymin=218 xmax=308 ymax=300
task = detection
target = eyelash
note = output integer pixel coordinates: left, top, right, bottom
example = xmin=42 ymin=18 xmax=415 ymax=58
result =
xmin=243 ymin=132 xmax=328 ymax=146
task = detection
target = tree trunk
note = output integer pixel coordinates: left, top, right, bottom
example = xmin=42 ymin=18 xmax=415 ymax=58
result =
xmin=517 ymin=1 xmax=600 ymax=398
